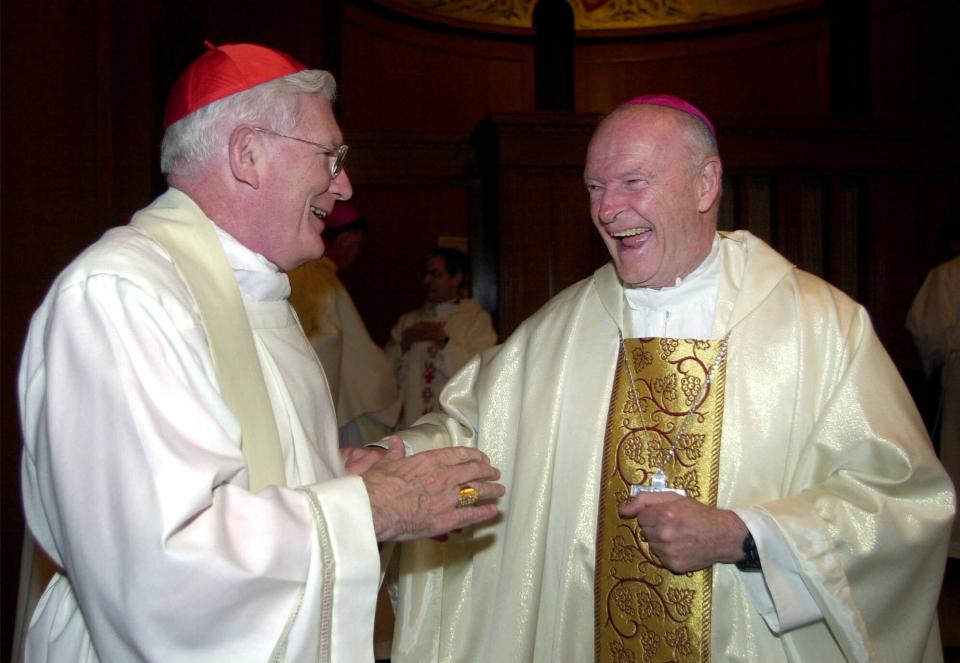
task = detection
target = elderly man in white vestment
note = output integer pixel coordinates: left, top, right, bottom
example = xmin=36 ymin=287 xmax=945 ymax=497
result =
xmin=386 ymin=248 xmax=497 ymax=429
xmin=17 ymin=42 xmax=504 ymax=662
xmin=390 ymin=95 xmax=955 ymax=663
xmin=289 ymin=201 xmax=401 ymax=447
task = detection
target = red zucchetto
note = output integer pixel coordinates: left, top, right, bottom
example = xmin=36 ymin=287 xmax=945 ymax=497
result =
xmin=163 ymin=41 xmax=306 ymax=129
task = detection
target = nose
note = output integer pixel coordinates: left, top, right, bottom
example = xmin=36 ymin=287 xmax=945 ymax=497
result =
xmin=330 ymin=168 xmax=353 ymax=200
xmin=597 ymin=192 xmax=623 ymax=225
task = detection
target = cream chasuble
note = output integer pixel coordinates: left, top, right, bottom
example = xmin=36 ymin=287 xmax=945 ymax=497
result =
xmin=392 ymin=230 xmax=953 ymax=663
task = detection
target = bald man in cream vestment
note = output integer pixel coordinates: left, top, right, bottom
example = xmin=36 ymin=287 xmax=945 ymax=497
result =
xmin=390 ymin=97 xmax=953 ymax=663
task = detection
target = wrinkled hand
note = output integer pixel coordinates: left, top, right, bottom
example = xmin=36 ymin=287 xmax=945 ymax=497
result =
xmin=401 ymin=321 xmax=447 ymax=352
xmin=360 ymin=436 xmax=505 ymax=541
xmin=620 ymin=493 xmax=747 ymax=573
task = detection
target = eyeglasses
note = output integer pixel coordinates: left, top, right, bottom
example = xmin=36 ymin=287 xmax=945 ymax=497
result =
xmin=253 ymin=127 xmax=349 ymax=179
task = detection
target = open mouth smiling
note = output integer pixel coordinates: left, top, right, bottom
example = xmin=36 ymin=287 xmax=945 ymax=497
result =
xmin=611 ymin=227 xmax=649 ymax=238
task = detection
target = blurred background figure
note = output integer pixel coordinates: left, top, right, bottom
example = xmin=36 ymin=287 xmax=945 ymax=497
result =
xmin=386 ymin=248 xmax=497 ymax=429
xmin=907 ymin=215 xmax=960 ymax=558
xmin=288 ymin=202 xmax=400 ymax=447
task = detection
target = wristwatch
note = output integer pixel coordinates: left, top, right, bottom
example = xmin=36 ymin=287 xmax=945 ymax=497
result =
xmin=736 ymin=532 xmax=762 ymax=571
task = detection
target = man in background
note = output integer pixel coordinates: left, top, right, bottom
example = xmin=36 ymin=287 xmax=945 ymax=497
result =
xmin=18 ymin=42 xmax=503 ymax=662
xmin=288 ymin=201 xmax=400 ymax=447
xmin=385 ymin=248 xmax=497 ymax=428
xmin=907 ymin=215 xmax=960 ymax=558
xmin=391 ymin=95 xmax=953 ymax=662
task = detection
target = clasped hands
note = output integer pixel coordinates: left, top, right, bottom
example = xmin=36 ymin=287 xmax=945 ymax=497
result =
xmin=342 ymin=441 xmax=750 ymax=564
xmin=400 ymin=321 xmax=447 ymax=352
xmin=343 ymin=436 xmax=504 ymax=542
xmin=619 ymin=492 xmax=749 ymax=573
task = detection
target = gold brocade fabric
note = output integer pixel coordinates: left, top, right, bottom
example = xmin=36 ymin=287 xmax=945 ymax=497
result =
xmin=595 ymin=338 xmax=727 ymax=663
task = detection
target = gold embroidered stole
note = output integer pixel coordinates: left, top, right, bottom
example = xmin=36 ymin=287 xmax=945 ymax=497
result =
xmin=595 ymin=338 xmax=727 ymax=663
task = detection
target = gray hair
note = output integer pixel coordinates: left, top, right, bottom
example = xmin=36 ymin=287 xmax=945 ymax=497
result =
xmin=160 ymin=69 xmax=337 ymax=177
xmin=682 ymin=113 xmax=718 ymax=161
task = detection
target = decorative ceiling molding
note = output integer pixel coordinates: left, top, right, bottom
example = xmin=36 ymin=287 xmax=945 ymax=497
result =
xmin=375 ymin=0 xmax=814 ymax=32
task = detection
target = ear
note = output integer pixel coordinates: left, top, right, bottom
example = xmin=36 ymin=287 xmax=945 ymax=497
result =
xmin=452 ymin=272 xmax=465 ymax=288
xmin=696 ymin=157 xmax=722 ymax=213
xmin=228 ymin=126 xmax=262 ymax=189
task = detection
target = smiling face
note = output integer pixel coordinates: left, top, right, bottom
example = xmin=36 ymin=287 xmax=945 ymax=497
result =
xmin=253 ymin=94 xmax=353 ymax=270
xmin=584 ymin=105 xmax=721 ymax=288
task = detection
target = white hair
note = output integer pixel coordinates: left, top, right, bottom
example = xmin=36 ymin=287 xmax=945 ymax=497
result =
xmin=160 ymin=69 xmax=337 ymax=177
xmin=683 ymin=114 xmax=718 ymax=160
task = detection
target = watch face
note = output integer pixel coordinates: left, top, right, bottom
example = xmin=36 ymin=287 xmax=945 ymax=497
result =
xmin=737 ymin=534 xmax=761 ymax=571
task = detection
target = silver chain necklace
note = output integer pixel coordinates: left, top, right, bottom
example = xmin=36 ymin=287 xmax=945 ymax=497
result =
xmin=617 ymin=329 xmax=729 ymax=496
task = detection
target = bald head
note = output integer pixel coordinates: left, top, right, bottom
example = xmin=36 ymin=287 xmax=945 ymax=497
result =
xmin=584 ymin=101 xmax=723 ymax=288
xmin=597 ymin=102 xmax=718 ymax=173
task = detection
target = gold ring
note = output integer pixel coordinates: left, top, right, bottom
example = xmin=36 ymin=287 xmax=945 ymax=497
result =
xmin=457 ymin=485 xmax=479 ymax=508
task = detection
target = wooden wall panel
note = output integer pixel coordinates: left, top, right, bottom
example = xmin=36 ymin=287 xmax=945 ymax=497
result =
xmin=827 ymin=176 xmax=865 ymax=301
xmin=339 ymin=3 xmax=535 ymax=135
xmin=871 ymin=0 xmax=960 ymax=122
xmin=498 ymin=167 xmax=602 ymax=322
xmin=741 ymin=176 xmax=776 ymax=244
xmin=477 ymin=113 xmax=599 ymax=334
xmin=495 ymin=165 xmax=602 ymax=335
xmin=575 ymin=15 xmax=830 ymax=119
xmin=1 ymin=3 xmax=105 ymax=651
xmin=551 ymin=172 xmax=607 ymax=293
xmin=865 ymin=173 xmax=923 ymax=360
xmin=499 ymin=171 xmax=555 ymax=333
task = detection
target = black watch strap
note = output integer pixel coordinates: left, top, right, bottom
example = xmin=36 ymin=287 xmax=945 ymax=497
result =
xmin=735 ymin=532 xmax=762 ymax=571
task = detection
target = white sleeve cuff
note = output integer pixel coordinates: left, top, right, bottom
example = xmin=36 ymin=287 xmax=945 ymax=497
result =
xmin=301 ymin=475 xmax=380 ymax=660
xmin=733 ymin=506 xmax=823 ymax=633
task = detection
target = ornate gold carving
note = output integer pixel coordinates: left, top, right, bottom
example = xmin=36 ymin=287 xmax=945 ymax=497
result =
xmin=379 ymin=0 xmax=813 ymax=31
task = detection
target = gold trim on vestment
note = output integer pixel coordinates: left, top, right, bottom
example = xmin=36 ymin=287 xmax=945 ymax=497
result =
xmin=595 ymin=338 xmax=727 ymax=663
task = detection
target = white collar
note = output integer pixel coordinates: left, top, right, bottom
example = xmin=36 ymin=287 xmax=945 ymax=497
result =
xmin=212 ymin=224 xmax=290 ymax=302
xmin=624 ymin=235 xmax=721 ymax=313
xmin=622 ymin=235 xmax=722 ymax=339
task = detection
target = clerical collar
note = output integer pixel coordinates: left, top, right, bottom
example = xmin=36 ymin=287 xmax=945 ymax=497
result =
xmin=432 ymin=298 xmax=460 ymax=318
xmin=623 ymin=235 xmax=722 ymax=339
xmin=212 ymin=223 xmax=291 ymax=302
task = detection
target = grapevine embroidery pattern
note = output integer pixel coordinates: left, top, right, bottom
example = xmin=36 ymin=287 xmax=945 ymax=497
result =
xmin=597 ymin=337 xmax=727 ymax=663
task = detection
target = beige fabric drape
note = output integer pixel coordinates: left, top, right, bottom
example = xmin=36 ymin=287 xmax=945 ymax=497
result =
xmin=132 ymin=188 xmax=285 ymax=490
